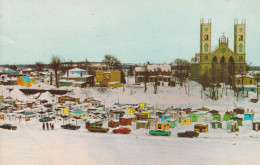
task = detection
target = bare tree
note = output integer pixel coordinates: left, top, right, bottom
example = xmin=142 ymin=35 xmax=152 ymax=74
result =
xmin=172 ymin=58 xmax=190 ymax=87
xmin=50 ymin=55 xmax=61 ymax=88
xmin=103 ymin=54 xmax=122 ymax=70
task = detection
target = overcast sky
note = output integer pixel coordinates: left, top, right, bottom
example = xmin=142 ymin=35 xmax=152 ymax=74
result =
xmin=0 ymin=0 xmax=260 ymax=65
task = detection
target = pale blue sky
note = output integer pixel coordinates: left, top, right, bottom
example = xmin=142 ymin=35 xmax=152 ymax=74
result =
xmin=0 ymin=0 xmax=260 ymax=65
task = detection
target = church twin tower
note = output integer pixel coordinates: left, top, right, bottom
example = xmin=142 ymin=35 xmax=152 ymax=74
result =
xmin=191 ymin=18 xmax=246 ymax=84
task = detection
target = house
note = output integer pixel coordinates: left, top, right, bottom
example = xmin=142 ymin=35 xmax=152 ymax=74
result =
xmin=135 ymin=64 xmax=173 ymax=85
xmin=95 ymin=70 xmax=121 ymax=88
xmin=119 ymin=117 xmax=133 ymax=126
xmin=212 ymin=121 xmax=223 ymax=129
xmin=70 ymin=110 xmax=87 ymax=118
xmin=244 ymin=113 xmax=254 ymax=121
xmin=155 ymin=123 xmax=169 ymax=130
xmin=17 ymin=76 xmax=31 ymax=87
xmin=108 ymin=120 xmax=120 ymax=128
xmin=234 ymin=75 xmax=256 ymax=92
xmin=212 ymin=114 xmax=221 ymax=121
xmin=231 ymin=117 xmax=243 ymax=126
xmin=57 ymin=96 xmax=80 ymax=104
xmin=194 ymin=124 xmax=208 ymax=132
xmin=223 ymin=112 xmax=236 ymax=121
xmin=68 ymin=68 xmax=88 ymax=76
xmin=252 ymin=122 xmax=260 ymax=131
xmin=180 ymin=116 xmax=192 ymax=125
xmin=197 ymin=114 xmax=212 ymax=124
xmin=233 ymin=107 xmax=245 ymax=114
xmin=136 ymin=120 xmax=150 ymax=129
xmin=226 ymin=120 xmax=239 ymax=132
xmin=60 ymin=71 xmax=94 ymax=87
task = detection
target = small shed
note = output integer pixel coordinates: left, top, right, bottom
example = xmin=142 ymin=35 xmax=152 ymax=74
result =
xmin=223 ymin=112 xmax=236 ymax=121
xmin=189 ymin=111 xmax=205 ymax=122
xmin=212 ymin=121 xmax=222 ymax=129
xmin=161 ymin=115 xmax=171 ymax=122
xmin=17 ymin=76 xmax=31 ymax=87
xmin=197 ymin=114 xmax=212 ymax=125
xmin=231 ymin=117 xmax=243 ymax=126
xmin=155 ymin=123 xmax=169 ymax=130
xmin=136 ymin=120 xmax=150 ymax=129
xmin=141 ymin=110 xmax=150 ymax=118
xmin=180 ymin=116 xmax=192 ymax=125
xmin=212 ymin=114 xmax=221 ymax=121
xmin=227 ymin=120 xmax=239 ymax=132
xmin=128 ymin=107 xmax=136 ymax=115
xmin=233 ymin=107 xmax=245 ymax=114
xmin=253 ymin=122 xmax=260 ymax=131
xmin=136 ymin=113 xmax=148 ymax=120
xmin=166 ymin=119 xmax=177 ymax=128
xmin=86 ymin=119 xmax=103 ymax=129
xmin=70 ymin=110 xmax=87 ymax=118
xmin=108 ymin=120 xmax=120 ymax=128
xmin=119 ymin=117 xmax=133 ymax=126
xmin=194 ymin=124 xmax=208 ymax=132
xmin=244 ymin=113 xmax=254 ymax=121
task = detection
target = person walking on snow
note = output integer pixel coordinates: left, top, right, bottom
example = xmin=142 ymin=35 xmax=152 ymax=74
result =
xmin=46 ymin=122 xmax=49 ymax=130
xmin=42 ymin=122 xmax=45 ymax=130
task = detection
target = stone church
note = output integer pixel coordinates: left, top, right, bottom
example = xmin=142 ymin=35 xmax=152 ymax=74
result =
xmin=190 ymin=18 xmax=246 ymax=84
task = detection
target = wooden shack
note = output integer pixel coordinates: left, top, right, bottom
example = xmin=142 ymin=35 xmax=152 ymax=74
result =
xmin=119 ymin=117 xmax=133 ymax=126
xmin=108 ymin=120 xmax=120 ymax=128
xmin=136 ymin=121 xmax=150 ymax=129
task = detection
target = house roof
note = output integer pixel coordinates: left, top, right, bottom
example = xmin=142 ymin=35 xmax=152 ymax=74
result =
xmin=6 ymin=68 xmax=16 ymax=73
xmin=21 ymin=76 xmax=31 ymax=82
xmin=72 ymin=110 xmax=87 ymax=115
xmin=69 ymin=68 xmax=87 ymax=72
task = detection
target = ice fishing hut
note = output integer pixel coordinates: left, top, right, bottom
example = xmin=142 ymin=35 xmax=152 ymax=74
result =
xmin=226 ymin=120 xmax=239 ymax=132
xmin=211 ymin=121 xmax=222 ymax=129
xmin=253 ymin=122 xmax=260 ymax=131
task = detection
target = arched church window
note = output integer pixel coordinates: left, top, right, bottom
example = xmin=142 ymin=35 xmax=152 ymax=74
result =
xmin=239 ymin=35 xmax=243 ymax=41
xmin=204 ymin=34 xmax=208 ymax=41
xmin=239 ymin=44 xmax=243 ymax=52
xmin=204 ymin=43 xmax=208 ymax=52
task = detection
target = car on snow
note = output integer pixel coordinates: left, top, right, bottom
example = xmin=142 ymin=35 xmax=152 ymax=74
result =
xmin=0 ymin=124 xmax=17 ymax=130
xmin=177 ymin=131 xmax=199 ymax=138
xmin=61 ymin=124 xmax=80 ymax=130
xmin=87 ymin=126 xmax=109 ymax=133
xmin=39 ymin=117 xmax=52 ymax=122
xmin=113 ymin=127 xmax=131 ymax=134
xmin=149 ymin=130 xmax=171 ymax=136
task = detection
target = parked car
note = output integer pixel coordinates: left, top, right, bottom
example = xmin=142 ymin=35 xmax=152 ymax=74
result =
xmin=177 ymin=131 xmax=199 ymax=138
xmin=39 ymin=117 xmax=52 ymax=122
xmin=61 ymin=124 xmax=80 ymax=130
xmin=0 ymin=124 xmax=17 ymax=130
xmin=149 ymin=130 xmax=171 ymax=136
xmin=87 ymin=126 xmax=109 ymax=133
xmin=113 ymin=127 xmax=131 ymax=134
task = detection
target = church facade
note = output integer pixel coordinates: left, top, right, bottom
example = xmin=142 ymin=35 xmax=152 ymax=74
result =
xmin=190 ymin=19 xmax=246 ymax=84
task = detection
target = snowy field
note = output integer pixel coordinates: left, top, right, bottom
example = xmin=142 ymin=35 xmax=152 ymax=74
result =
xmin=1 ymin=79 xmax=260 ymax=165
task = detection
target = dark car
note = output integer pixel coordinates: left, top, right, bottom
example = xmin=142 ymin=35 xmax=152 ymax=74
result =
xmin=88 ymin=126 xmax=109 ymax=133
xmin=39 ymin=117 xmax=52 ymax=122
xmin=61 ymin=124 xmax=80 ymax=130
xmin=0 ymin=124 xmax=17 ymax=130
xmin=177 ymin=131 xmax=199 ymax=138
xmin=113 ymin=127 xmax=131 ymax=134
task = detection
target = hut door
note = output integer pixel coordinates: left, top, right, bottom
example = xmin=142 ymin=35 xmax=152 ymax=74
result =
xmin=158 ymin=124 xmax=161 ymax=129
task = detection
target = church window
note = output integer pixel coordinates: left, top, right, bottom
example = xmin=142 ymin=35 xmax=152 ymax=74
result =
xmin=239 ymin=35 xmax=243 ymax=41
xmin=239 ymin=44 xmax=243 ymax=52
xmin=204 ymin=43 xmax=208 ymax=52
xmin=205 ymin=56 xmax=208 ymax=61
xmin=204 ymin=34 xmax=208 ymax=41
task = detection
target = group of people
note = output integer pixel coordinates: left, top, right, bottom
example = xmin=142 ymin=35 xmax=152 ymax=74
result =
xmin=42 ymin=122 xmax=54 ymax=130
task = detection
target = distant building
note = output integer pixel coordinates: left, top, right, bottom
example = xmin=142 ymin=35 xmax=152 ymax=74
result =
xmin=135 ymin=64 xmax=173 ymax=85
xmin=95 ymin=70 xmax=121 ymax=88
xmin=190 ymin=19 xmax=246 ymax=84
xmin=17 ymin=76 xmax=31 ymax=87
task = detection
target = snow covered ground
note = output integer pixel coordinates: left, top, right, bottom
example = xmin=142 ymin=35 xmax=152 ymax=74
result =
xmin=0 ymin=79 xmax=260 ymax=165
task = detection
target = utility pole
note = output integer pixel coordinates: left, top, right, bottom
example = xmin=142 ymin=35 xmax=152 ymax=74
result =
xmin=257 ymin=81 xmax=259 ymax=99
